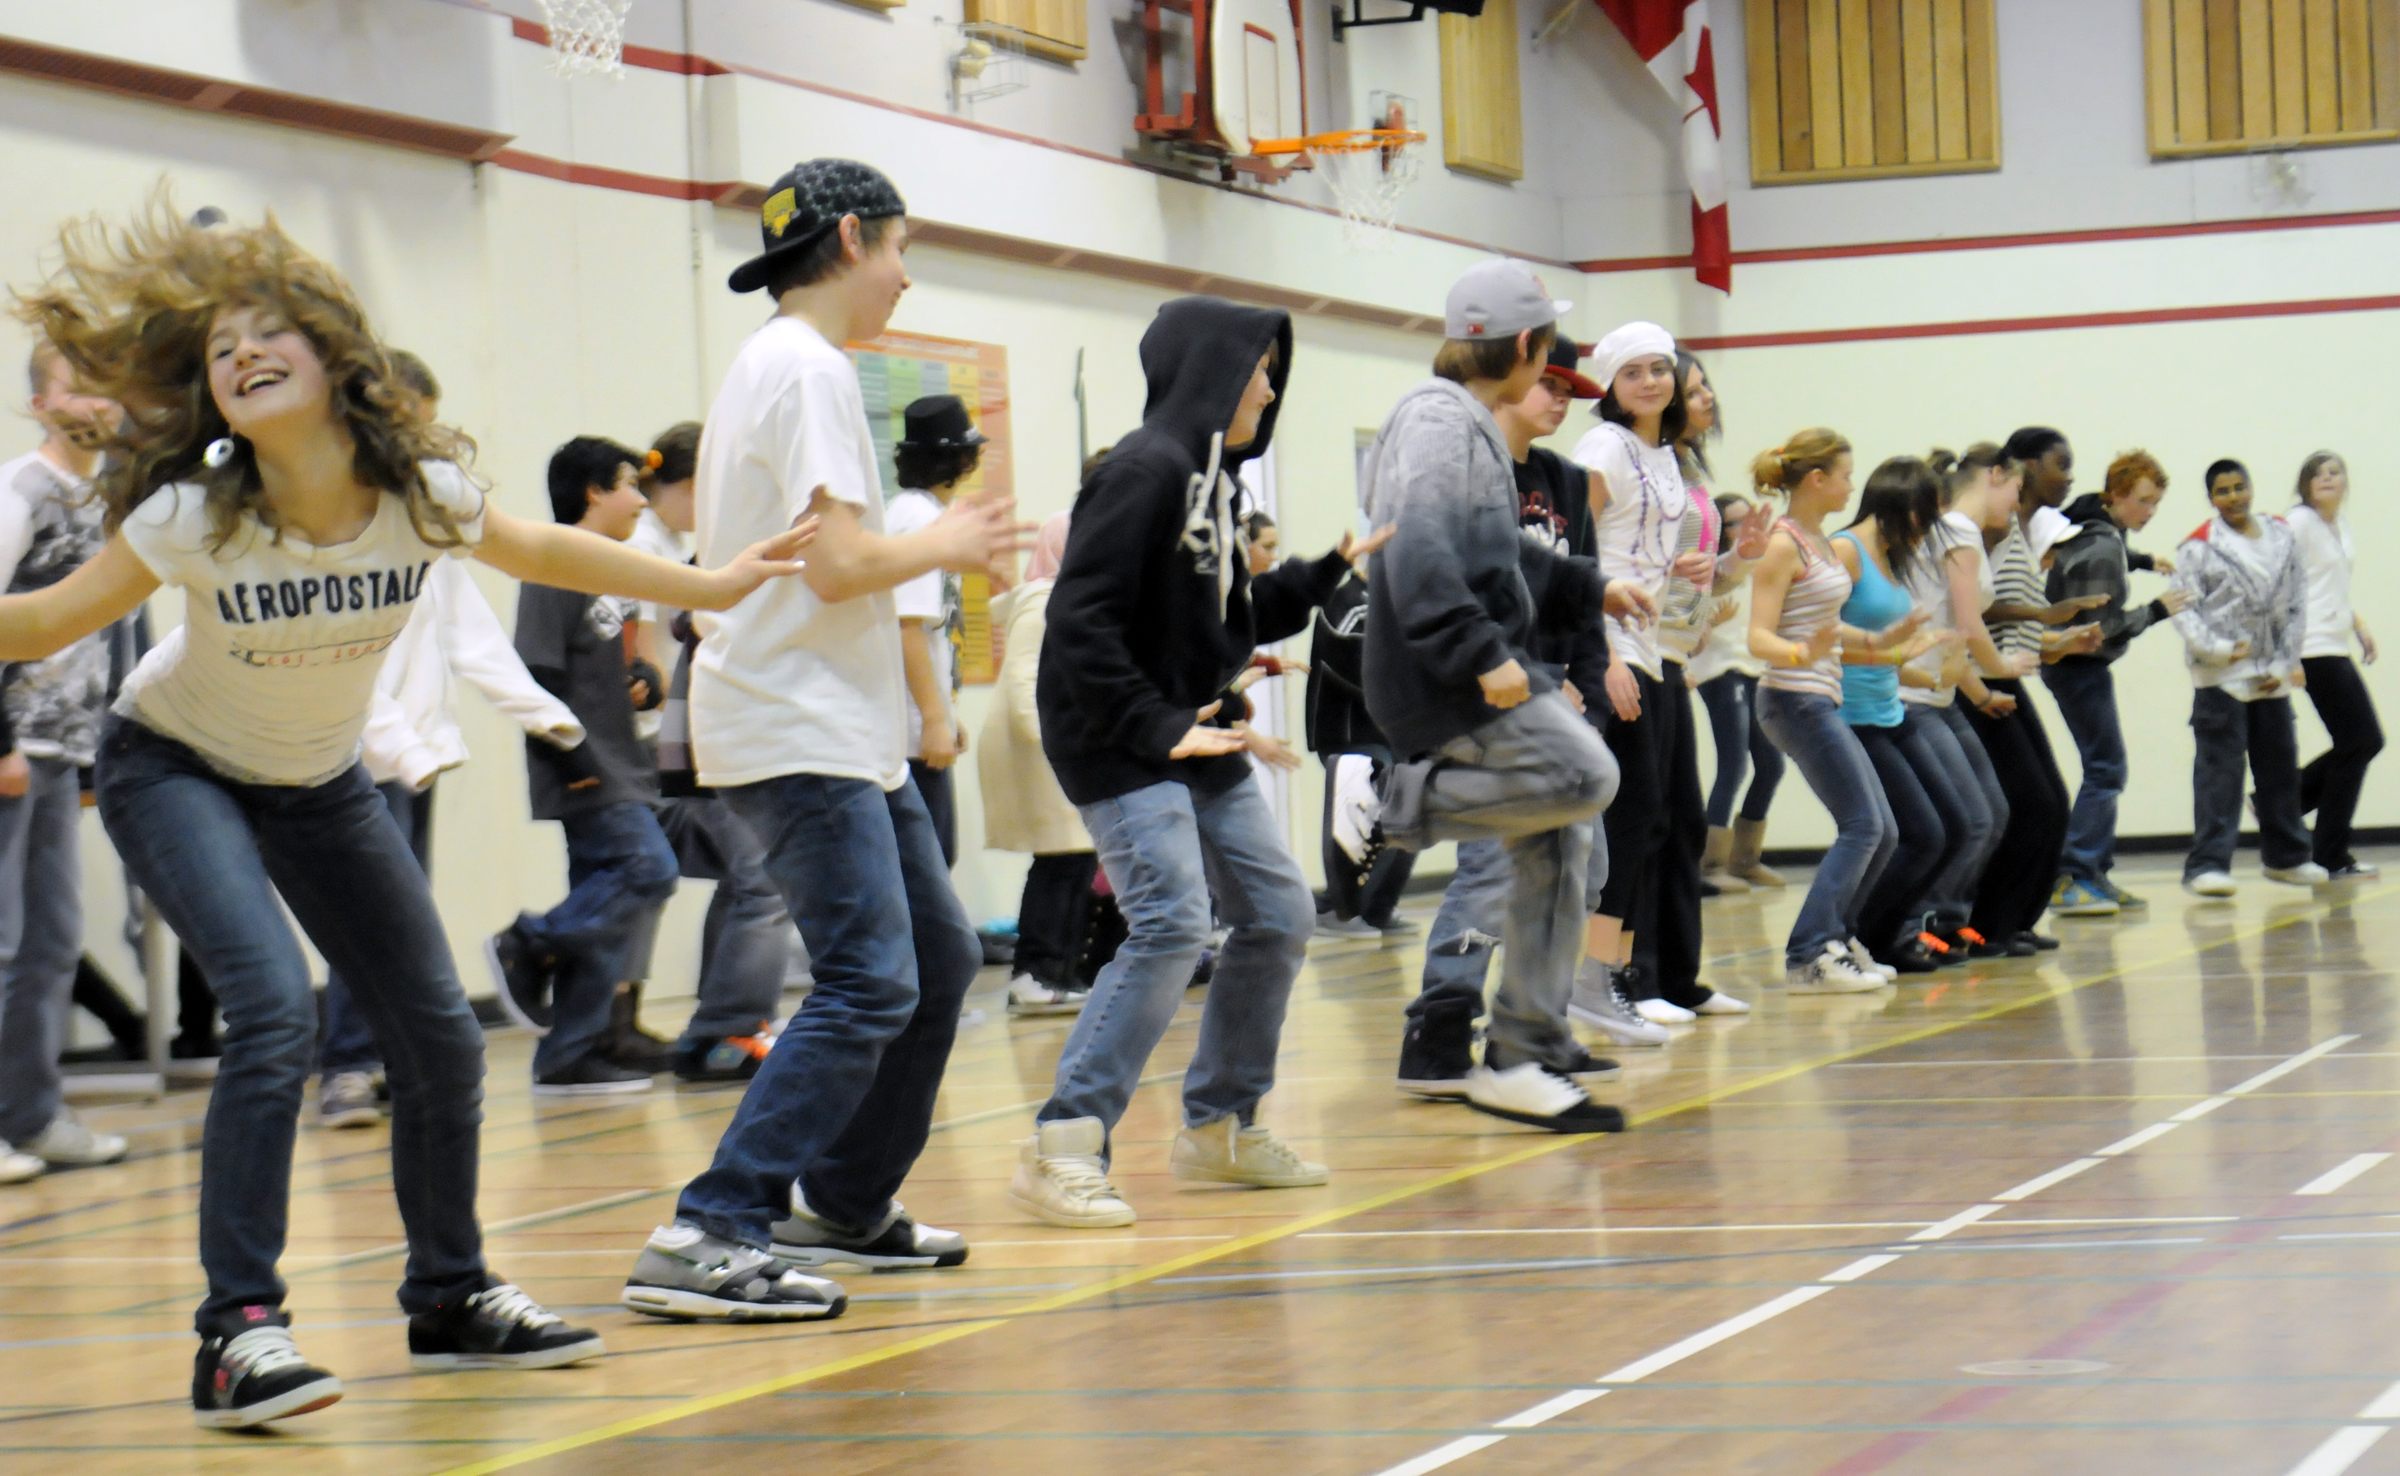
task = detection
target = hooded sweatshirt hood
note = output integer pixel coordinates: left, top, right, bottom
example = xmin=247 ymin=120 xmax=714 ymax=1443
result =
xmin=1139 ymin=296 xmax=1292 ymax=472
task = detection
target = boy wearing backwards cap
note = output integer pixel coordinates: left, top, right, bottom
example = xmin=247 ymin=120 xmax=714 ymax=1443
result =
xmin=1365 ymin=261 xmax=1624 ymax=1133
xmin=623 ymin=160 xmax=1021 ymax=1322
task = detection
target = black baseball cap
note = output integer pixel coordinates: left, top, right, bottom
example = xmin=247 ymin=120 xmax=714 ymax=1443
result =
xmin=728 ymin=159 xmax=908 ymax=294
xmin=1542 ymin=338 xmax=1602 ymax=399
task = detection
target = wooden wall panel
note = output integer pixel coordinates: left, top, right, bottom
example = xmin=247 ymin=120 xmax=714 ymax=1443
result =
xmin=2144 ymin=0 xmax=2400 ymax=151
xmin=962 ymin=0 xmax=1087 ymax=62
xmin=1438 ymin=0 xmax=1523 ymax=180
xmin=1746 ymin=0 xmax=1998 ymax=181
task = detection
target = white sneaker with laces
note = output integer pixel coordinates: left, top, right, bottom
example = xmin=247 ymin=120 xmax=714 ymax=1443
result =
xmin=28 ymin=1111 xmax=127 ymax=1167
xmin=1330 ymin=753 xmax=1379 ymax=864
xmin=1846 ymin=938 xmax=1899 ymax=984
xmin=2183 ymin=870 xmax=2238 ymax=898
xmin=1787 ymin=944 xmax=1886 ymax=995
xmin=2264 ymin=861 xmax=2331 ymax=886
xmin=1171 ymin=1117 xmax=1329 ymax=1188
xmin=1692 ymin=990 xmax=1751 ymax=1016
xmin=1005 ymin=973 xmax=1088 ymax=1017
xmin=1633 ymin=998 xmax=1697 ymax=1026
xmin=1008 ymin=1117 xmax=1136 ymax=1227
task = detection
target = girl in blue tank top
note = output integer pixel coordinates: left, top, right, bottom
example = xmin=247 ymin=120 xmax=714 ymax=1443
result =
xmin=1833 ymin=526 xmax=1915 ymax=728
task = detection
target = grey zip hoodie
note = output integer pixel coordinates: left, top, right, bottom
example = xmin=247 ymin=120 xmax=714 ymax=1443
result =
xmin=1360 ymin=378 xmax=1555 ymax=758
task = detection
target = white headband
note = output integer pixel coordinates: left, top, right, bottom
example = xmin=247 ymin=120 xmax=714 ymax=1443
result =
xmin=1595 ymin=321 xmax=1677 ymax=395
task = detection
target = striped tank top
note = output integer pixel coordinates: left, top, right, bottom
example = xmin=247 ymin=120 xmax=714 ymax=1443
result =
xmin=1760 ymin=517 xmax=1851 ymax=700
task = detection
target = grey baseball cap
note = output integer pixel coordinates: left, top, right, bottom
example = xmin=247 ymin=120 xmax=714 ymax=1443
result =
xmin=1444 ymin=259 xmax=1573 ymax=340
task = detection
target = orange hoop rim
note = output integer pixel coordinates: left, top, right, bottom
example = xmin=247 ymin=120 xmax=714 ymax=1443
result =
xmin=1250 ymin=127 xmax=1426 ymax=159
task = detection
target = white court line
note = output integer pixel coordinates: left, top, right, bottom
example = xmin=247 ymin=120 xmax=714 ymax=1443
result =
xmin=2171 ymin=1097 xmax=2233 ymax=1123
xmin=2095 ymin=1121 xmax=2183 ymax=1156
xmin=1833 ymin=1055 xmax=2294 ymax=1067
xmin=2289 ymin=1427 xmax=2390 ymax=1476
xmin=1994 ymin=1159 xmax=2104 ymax=1202
xmin=2297 ymin=1154 xmax=2392 ymax=1197
xmin=1363 ymin=1033 xmax=2357 ymax=1476
xmin=2360 ymin=1379 xmax=2400 ymax=1421
xmin=1300 ymin=1222 xmax=1937 ymax=1239
xmin=2280 ymin=1232 xmax=2400 ymax=1243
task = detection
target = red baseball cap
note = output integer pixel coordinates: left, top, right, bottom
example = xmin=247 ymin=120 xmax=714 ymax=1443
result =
xmin=1542 ymin=338 xmax=1602 ymax=399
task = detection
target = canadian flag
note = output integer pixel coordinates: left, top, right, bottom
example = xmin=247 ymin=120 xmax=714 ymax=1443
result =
xmin=1593 ymin=0 xmax=1731 ymax=293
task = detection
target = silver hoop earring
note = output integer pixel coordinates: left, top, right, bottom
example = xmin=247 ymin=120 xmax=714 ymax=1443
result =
xmin=202 ymin=437 xmax=238 ymax=470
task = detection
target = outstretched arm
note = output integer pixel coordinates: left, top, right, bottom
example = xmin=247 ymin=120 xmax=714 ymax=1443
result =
xmin=472 ymin=507 xmax=815 ymax=613
xmin=0 ymin=536 xmax=159 ymax=662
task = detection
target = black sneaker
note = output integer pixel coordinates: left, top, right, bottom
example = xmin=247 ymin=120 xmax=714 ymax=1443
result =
xmin=408 ymin=1284 xmax=604 ymax=1370
xmin=485 ymin=920 xmax=555 ymax=1034
xmin=1397 ymin=1016 xmax=1475 ymax=1099
xmin=2013 ymin=930 xmax=2062 ymax=952
xmin=1565 ymin=1044 xmax=1622 ymax=1083
xmin=1878 ymin=939 xmax=1942 ymax=975
xmin=674 ymin=1029 xmax=774 ymax=1086
xmin=192 ymin=1309 xmax=343 ymax=1430
xmin=533 ymin=1059 xmax=654 ymax=1096
xmin=770 ymin=1191 xmax=969 ymax=1271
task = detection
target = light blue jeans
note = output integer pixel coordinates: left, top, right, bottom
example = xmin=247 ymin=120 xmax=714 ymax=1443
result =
xmin=1040 ymin=775 xmax=1313 ymax=1155
xmin=1757 ymin=689 xmax=1895 ymax=969
xmin=0 ymin=756 xmax=83 ymax=1145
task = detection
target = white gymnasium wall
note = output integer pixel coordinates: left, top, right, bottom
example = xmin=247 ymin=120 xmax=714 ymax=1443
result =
xmin=0 ymin=0 xmax=2395 ymax=1014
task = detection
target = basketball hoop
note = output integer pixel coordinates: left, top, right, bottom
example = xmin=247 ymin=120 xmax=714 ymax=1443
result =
xmin=534 ymin=0 xmax=631 ymax=78
xmin=1251 ymin=128 xmax=1425 ymax=249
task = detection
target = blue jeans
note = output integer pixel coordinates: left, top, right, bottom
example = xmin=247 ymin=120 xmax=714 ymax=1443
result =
xmin=674 ymin=773 xmax=977 ymax=1241
xmin=518 ymin=801 xmax=680 ymax=1077
xmin=1757 ymin=689 xmax=1895 ymax=968
xmin=1699 ymin=671 xmax=1785 ymax=827
xmin=2044 ymin=660 xmax=2126 ymax=884
xmin=319 ymin=779 xmax=431 ymax=1078
xmin=650 ymin=796 xmax=792 ymax=1044
xmin=94 ymin=718 xmax=489 ymax=1333
xmin=1915 ymin=704 xmax=2008 ymax=923
xmin=2188 ymin=689 xmax=2311 ymax=876
xmin=1041 ymin=775 xmax=1313 ymax=1147
xmin=0 ymin=756 xmax=84 ymax=1144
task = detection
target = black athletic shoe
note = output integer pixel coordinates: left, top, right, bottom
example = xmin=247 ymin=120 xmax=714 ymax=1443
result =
xmin=1397 ymin=1015 xmax=1475 ymax=1099
xmin=408 ymin=1284 xmax=604 ymax=1370
xmin=485 ymin=920 xmax=554 ymax=1034
xmin=602 ymin=982 xmax=678 ymax=1073
xmin=532 ymin=1059 xmax=654 ymax=1096
xmin=1877 ymin=940 xmax=1942 ymax=975
xmin=192 ymin=1309 xmax=343 ymax=1430
xmin=2014 ymin=930 xmax=2062 ymax=952
xmin=1565 ymin=1044 xmax=1622 ymax=1083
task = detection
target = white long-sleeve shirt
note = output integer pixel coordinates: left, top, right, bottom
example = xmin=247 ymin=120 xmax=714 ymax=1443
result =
xmin=361 ymin=558 xmax=583 ymax=790
xmin=2286 ymin=503 xmax=2357 ymax=659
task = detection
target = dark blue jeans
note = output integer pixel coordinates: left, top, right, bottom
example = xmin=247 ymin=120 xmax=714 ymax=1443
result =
xmin=1698 ymin=671 xmax=1785 ymax=827
xmin=319 ymin=779 xmax=431 ymax=1078
xmin=674 ymin=772 xmax=978 ymax=1241
xmin=94 ymin=718 xmax=489 ymax=1334
xmin=2044 ymin=659 xmax=2127 ymax=884
xmin=1852 ymin=720 xmax=1956 ymax=951
xmin=1757 ymin=689 xmax=1895 ymax=968
xmin=1916 ymin=704 xmax=2008 ymax=923
xmin=519 ymin=801 xmax=680 ymax=1077
xmin=2188 ymin=688 xmax=2311 ymax=877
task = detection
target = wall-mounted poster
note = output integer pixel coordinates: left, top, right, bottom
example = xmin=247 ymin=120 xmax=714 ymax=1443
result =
xmin=850 ymin=330 xmax=1012 ymax=685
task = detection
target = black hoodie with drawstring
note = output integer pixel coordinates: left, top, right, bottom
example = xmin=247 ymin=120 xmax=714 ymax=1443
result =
xmin=1038 ymin=296 xmax=1349 ymax=805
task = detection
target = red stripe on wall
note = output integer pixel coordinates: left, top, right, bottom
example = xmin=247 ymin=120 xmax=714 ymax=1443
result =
xmin=1681 ymin=293 xmax=2400 ymax=351
xmin=485 ymin=147 xmax=737 ymax=202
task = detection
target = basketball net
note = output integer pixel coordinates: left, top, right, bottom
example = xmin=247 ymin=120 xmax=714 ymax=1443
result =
xmin=1321 ymin=140 xmax=1421 ymax=251
xmin=535 ymin=0 xmax=631 ymax=77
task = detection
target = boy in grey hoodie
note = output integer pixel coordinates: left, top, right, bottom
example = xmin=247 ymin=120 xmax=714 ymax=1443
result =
xmin=1362 ymin=260 xmax=1619 ymax=1134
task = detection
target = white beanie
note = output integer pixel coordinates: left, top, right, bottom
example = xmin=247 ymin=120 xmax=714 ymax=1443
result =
xmin=1594 ymin=321 xmax=1677 ymax=395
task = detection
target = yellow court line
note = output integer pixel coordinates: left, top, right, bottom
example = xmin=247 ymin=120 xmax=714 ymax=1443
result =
xmin=435 ymin=883 xmax=2390 ymax=1475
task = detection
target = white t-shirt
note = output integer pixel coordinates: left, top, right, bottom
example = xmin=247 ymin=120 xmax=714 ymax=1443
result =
xmin=884 ymin=487 xmax=959 ymax=758
xmin=690 ymin=315 xmax=909 ymax=790
xmin=1898 ymin=510 xmax=1990 ymax=708
xmin=2287 ymin=504 xmax=2355 ymax=659
xmin=115 ymin=461 xmax=486 ymax=785
xmin=1573 ymin=422 xmax=1686 ymax=681
xmin=622 ymin=505 xmax=690 ymax=743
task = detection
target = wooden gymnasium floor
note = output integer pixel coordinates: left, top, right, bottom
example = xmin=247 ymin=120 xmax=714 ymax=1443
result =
xmin=11 ymin=855 xmax=2400 ymax=1475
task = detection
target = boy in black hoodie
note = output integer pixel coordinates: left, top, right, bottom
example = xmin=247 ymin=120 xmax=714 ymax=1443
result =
xmin=1013 ymin=296 xmax=1381 ymax=1228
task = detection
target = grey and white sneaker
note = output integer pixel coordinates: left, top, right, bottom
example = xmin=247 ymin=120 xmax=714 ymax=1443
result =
xmin=319 ymin=1071 xmax=382 ymax=1130
xmin=27 ymin=1110 xmax=127 ymax=1167
xmin=771 ymin=1189 xmax=968 ymax=1271
xmin=2264 ymin=861 xmax=2332 ymax=886
xmin=1788 ymin=942 xmax=1886 ymax=995
xmin=1567 ymin=961 xmax=1673 ymax=1047
xmin=622 ymin=1223 xmax=847 ymax=1322
xmin=0 ymin=1140 xmax=42 ymax=1184
xmin=1845 ymin=938 xmax=1900 ymax=984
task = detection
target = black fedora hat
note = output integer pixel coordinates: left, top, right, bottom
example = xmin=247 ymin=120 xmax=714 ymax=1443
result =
xmin=727 ymin=159 xmax=907 ymax=294
xmin=897 ymin=395 xmax=986 ymax=451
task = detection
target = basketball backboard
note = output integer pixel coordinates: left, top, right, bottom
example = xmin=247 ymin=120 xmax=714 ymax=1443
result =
xmin=1133 ymin=0 xmax=1306 ymax=170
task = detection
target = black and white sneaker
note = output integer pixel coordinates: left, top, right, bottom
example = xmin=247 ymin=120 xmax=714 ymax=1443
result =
xmin=1464 ymin=1061 xmax=1626 ymax=1133
xmin=485 ymin=919 xmax=555 ymax=1034
xmin=409 ymin=1284 xmax=604 ymax=1370
xmin=770 ymin=1190 xmax=968 ymax=1271
xmin=192 ymin=1309 xmax=343 ymax=1430
xmin=1397 ymin=1015 xmax=1475 ymax=1099
xmin=532 ymin=1059 xmax=653 ymax=1096
xmin=623 ymin=1223 xmax=847 ymax=1322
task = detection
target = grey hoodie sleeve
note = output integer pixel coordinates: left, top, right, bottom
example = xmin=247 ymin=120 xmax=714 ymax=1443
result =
xmin=2274 ymin=524 xmax=2308 ymax=673
xmin=1370 ymin=401 xmax=1513 ymax=690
